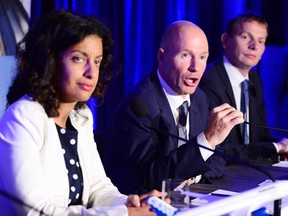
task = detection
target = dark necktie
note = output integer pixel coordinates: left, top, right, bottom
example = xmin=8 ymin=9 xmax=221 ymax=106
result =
xmin=241 ymin=80 xmax=249 ymax=144
xmin=177 ymin=101 xmax=189 ymax=147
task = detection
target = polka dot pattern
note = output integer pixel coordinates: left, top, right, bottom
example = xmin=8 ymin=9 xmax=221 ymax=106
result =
xmin=70 ymin=139 xmax=76 ymax=145
xmin=70 ymin=159 xmax=75 ymax=165
xmin=56 ymin=123 xmax=83 ymax=206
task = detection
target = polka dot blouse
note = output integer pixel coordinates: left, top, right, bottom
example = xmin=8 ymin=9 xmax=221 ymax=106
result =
xmin=56 ymin=123 xmax=83 ymax=206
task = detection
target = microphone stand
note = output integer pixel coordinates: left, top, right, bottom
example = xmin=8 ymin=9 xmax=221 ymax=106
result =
xmin=245 ymin=121 xmax=288 ymax=133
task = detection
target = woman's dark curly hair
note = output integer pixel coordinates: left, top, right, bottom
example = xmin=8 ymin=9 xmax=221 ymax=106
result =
xmin=6 ymin=9 xmax=115 ymax=117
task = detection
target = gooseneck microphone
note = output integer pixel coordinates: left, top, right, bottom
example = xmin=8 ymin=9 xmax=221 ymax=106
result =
xmin=245 ymin=121 xmax=288 ymax=133
xmin=131 ymin=99 xmax=283 ymax=216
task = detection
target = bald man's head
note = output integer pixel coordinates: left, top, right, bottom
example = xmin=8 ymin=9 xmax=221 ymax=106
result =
xmin=160 ymin=21 xmax=208 ymax=53
xmin=157 ymin=20 xmax=209 ymax=97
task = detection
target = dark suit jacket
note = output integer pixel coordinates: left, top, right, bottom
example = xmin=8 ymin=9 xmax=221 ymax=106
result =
xmin=104 ymin=71 xmax=217 ymax=194
xmin=199 ymin=57 xmax=279 ymax=165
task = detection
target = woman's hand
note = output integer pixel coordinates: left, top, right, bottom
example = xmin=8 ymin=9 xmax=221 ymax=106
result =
xmin=127 ymin=190 xmax=166 ymax=216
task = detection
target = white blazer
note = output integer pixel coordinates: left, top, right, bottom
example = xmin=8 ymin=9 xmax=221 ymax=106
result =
xmin=0 ymin=95 xmax=128 ymax=216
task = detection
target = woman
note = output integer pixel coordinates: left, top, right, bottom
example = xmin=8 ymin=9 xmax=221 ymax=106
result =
xmin=0 ymin=9 xmax=159 ymax=215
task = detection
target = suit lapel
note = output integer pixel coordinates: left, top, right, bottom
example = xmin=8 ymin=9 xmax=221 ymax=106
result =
xmin=215 ymin=61 xmax=237 ymax=108
xmin=149 ymin=72 xmax=179 ymax=147
xmin=248 ymin=71 xmax=259 ymax=141
xmin=215 ymin=60 xmax=242 ymax=135
xmin=188 ymin=102 xmax=200 ymax=138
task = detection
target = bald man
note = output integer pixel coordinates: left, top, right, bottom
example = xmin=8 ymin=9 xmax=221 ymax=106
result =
xmin=104 ymin=21 xmax=244 ymax=194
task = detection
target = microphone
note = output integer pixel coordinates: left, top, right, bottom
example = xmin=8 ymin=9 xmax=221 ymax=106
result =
xmin=131 ymin=100 xmax=282 ymax=216
xmin=245 ymin=121 xmax=288 ymax=133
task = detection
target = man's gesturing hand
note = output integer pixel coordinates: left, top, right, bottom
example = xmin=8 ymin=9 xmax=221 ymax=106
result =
xmin=204 ymin=103 xmax=244 ymax=148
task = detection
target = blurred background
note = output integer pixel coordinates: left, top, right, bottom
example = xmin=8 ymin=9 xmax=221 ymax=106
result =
xmin=1 ymin=0 xmax=288 ymax=139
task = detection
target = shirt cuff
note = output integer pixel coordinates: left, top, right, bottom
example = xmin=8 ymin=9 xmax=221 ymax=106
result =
xmin=273 ymin=142 xmax=279 ymax=153
xmin=197 ymin=132 xmax=214 ymax=161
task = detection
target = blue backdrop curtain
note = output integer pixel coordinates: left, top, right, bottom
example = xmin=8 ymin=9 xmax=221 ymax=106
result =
xmin=29 ymin=0 xmax=288 ymax=137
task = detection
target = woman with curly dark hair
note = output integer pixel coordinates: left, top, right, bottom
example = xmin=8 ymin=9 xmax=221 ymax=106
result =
xmin=7 ymin=9 xmax=114 ymax=116
xmin=0 ymin=9 xmax=160 ymax=215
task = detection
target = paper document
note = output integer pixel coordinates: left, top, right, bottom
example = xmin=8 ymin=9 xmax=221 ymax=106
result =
xmin=273 ymin=161 xmax=288 ymax=168
xmin=190 ymin=189 xmax=238 ymax=206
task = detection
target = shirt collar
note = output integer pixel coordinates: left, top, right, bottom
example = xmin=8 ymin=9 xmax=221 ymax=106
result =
xmin=157 ymin=70 xmax=190 ymax=110
xmin=223 ymin=55 xmax=249 ymax=88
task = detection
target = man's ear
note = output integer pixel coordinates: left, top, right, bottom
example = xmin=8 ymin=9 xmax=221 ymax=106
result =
xmin=221 ymin=33 xmax=229 ymax=49
xmin=157 ymin=48 xmax=165 ymax=65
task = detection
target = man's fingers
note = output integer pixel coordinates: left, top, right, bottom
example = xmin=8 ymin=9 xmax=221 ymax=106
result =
xmin=205 ymin=103 xmax=244 ymax=147
xmin=211 ymin=103 xmax=232 ymax=113
xmin=222 ymin=109 xmax=244 ymax=126
xmin=211 ymin=104 xmax=244 ymax=127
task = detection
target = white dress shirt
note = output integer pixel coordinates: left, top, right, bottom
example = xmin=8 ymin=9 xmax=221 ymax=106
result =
xmin=157 ymin=70 xmax=213 ymax=184
xmin=223 ymin=56 xmax=250 ymax=139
